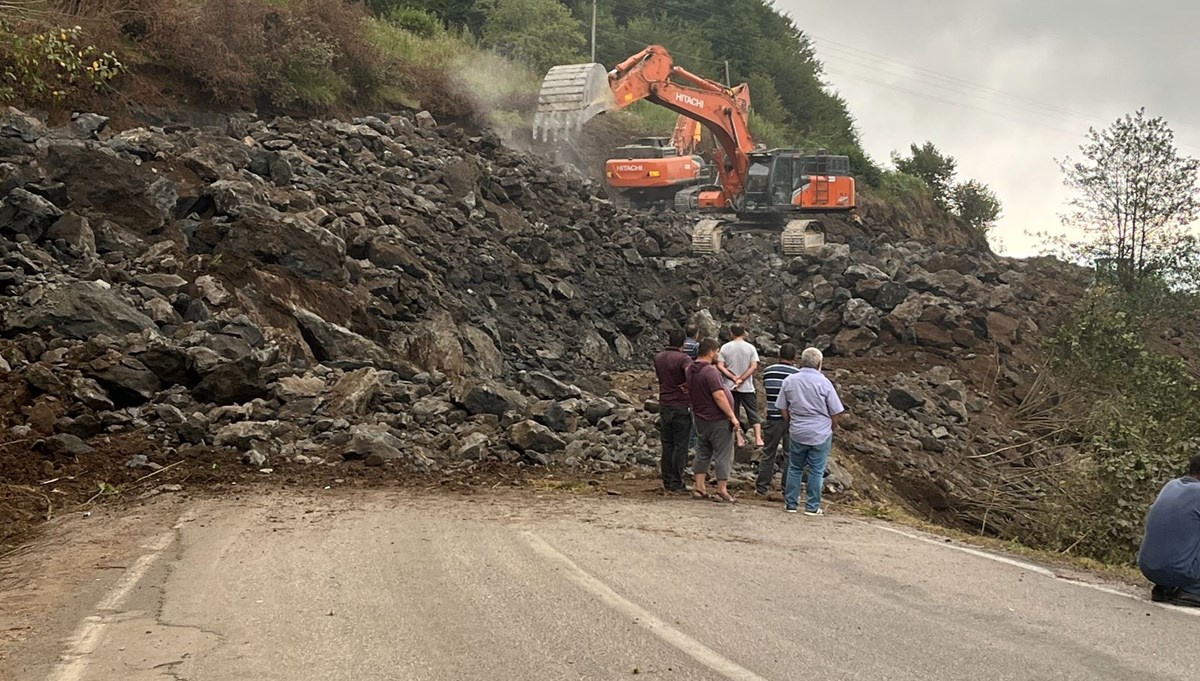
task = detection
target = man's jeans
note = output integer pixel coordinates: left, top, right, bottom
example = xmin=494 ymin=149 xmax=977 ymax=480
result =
xmin=659 ymin=405 xmax=692 ymax=491
xmin=784 ymin=436 xmax=833 ymax=512
xmin=755 ymin=419 xmax=790 ymax=494
xmin=1141 ymin=566 xmax=1200 ymax=596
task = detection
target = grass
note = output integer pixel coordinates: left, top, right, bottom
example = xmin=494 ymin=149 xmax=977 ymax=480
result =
xmin=846 ymin=499 xmax=1144 ymax=583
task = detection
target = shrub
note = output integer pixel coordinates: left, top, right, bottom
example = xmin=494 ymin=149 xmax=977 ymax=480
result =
xmin=383 ymin=7 xmax=443 ymax=37
xmin=0 ymin=23 xmax=125 ymax=104
xmin=139 ymin=0 xmax=378 ymax=109
xmin=1032 ymin=288 xmax=1200 ymax=563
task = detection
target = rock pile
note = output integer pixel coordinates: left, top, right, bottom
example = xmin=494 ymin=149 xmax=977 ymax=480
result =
xmin=0 ymin=104 xmax=1087 ymax=526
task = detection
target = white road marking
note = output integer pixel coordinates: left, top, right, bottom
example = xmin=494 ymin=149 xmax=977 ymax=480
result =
xmin=48 ymin=528 xmax=179 ymax=681
xmin=521 ymin=530 xmax=770 ymax=681
xmin=865 ymin=521 xmax=1200 ymax=617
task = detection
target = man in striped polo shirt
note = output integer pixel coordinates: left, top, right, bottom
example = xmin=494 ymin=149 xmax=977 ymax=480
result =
xmin=755 ymin=344 xmax=800 ymax=496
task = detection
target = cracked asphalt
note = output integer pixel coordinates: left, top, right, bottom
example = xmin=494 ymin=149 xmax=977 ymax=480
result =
xmin=4 ymin=489 xmax=1199 ymax=680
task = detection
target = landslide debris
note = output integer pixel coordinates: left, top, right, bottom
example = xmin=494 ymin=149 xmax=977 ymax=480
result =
xmin=0 ymin=105 xmax=1085 ymax=540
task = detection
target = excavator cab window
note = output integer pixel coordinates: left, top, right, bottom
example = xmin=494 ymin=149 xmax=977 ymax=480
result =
xmin=746 ymin=162 xmax=770 ymax=198
xmin=770 ymin=157 xmax=793 ymax=205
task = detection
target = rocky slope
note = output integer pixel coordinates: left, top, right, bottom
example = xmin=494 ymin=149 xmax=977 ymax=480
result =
xmin=0 ymin=106 xmax=1086 ymax=535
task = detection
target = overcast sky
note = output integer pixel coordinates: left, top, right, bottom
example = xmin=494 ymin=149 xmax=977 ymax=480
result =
xmin=777 ymin=0 xmax=1200 ymax=255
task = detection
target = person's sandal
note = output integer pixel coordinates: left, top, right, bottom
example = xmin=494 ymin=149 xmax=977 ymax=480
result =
xmin=691 ymin=490 xmax=710 ymax=500
xmin=711 ymin=492 xmax=737 ymax=504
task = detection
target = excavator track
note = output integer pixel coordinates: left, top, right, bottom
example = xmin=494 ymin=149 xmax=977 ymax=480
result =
xmin=691 ymin=219 xmax=725 ymax=255
xmin=780 ymin=219 xmax=825 ymax=256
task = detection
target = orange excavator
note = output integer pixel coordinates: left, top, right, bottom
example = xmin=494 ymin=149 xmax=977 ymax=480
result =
xmin=604 ymin=116 xmax=709 ymax=210
xmin=534 ymin=45 xmax=856 ymax=255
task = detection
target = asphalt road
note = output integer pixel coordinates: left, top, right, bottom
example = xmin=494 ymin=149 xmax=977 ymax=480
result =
xmin=3 ymin=489 xmax=1197 ymax=680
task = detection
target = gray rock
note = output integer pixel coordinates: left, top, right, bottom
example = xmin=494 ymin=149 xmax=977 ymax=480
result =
xmin=842 ymin=298 xmax=881 ymax=329
xmin=70 ymin=377 xmax=114 ymax=410
xmin=45 ymin=433 xmax=92 ymax=456
xmin=1 ymin=107 xmax=48 ymax=142
xmin=873 ymin=282 xmax=910 ymax=311
xmin=509 ymin=420 xmax=566 ymax=453
xmin=415 ymin=111 xmax=437 ymax=129
xmin=887 ymin=387 xmax=926 ymax=411
xmin=323 ymin=368 xmax=388 ymax=416
xmin=193 ymin=358 xmax=268 ymax=405
xmin=461 ymin=382 xmax=526 ymax=417
xmin=144 ymin=298 xmax=182 ymax=325
xmin=195 ymin=275 xmax=232 ymax=306
xmin=529 ymin=400 xmax=568 ymax=432
xmin=69 ymin=112 xmax=110 ymax=139
xmin=294 ymin=308 xmax=391 ymax=366
xmin=46 ymin=213 xmax=96 ymax=256
xmin=275 ymin=375 xmax=327 ymax=401
xmin=155 ymin=404 xmax=187 ymax=426
xmin=455 ymin=432 xmax=490 ymax=459
xmin=1 ymin=187 xmax=64 ymax=240
xmin=214 ymin=421 xmax=281 ymax=449
xmin=4 ymin=281 xmax=157 ymax=340
xmin=134 ymin=273 xmax=188 ymax=293
xmin=85 ymin=355 xmax=160 ymax=405
xmin=523 ymin=370 xmax=579 ymax=400
xmin=585 ymin=399 xmax=616 ymax=426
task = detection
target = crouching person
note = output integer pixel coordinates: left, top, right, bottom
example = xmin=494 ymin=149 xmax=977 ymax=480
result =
xmin=1139 ymin=454 xmax=1200 ymax=606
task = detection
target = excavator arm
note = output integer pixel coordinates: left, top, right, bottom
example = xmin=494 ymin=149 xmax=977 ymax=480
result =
xmin=604 ymin=46 xmax=753 ymax=204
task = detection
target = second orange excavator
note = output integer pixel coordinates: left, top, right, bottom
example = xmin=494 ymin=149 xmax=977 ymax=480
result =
xmin=534 ymin=46 xmax=856 ymax=255
xmin=604 ymin=116 xmax=709 ymax=210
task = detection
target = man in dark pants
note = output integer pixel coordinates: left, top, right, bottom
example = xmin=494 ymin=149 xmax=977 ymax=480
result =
xmin=756 ymin=343 xmax=800 ymax=496
xmin=653 ymin=329 xmax=693 ymax=493
xmin=1139 ymin=453 xmax=1200 ymax=605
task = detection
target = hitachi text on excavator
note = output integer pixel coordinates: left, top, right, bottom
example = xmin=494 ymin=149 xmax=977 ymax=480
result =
xmin=534 ymin=45 xmax=857 ymax=255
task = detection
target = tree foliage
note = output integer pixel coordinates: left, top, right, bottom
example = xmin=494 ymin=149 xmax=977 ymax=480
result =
xmin=892 ymin=141 xmax=956 ymax=208
xmin=1053 ymin=108 xmax=1200 ymax=293
xmin=480 ymin=0 xmax=586 ymax=74
xmin=952 ymin=179 xmax=1001 ymax=232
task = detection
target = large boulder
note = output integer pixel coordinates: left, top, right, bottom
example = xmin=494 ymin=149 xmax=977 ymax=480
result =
xmin=294 ymin=308 xmax=391 ymax=367
xmin=4 ymin=281 xmax=157 ymax=340
xmin=508 ymin=420 xmax=566 ymax=453
xmin=0 ymin=187 xmax=63 ymax=240
xmin=460 ymin=382 xmax=526 ymax=416
xmin=84 ymin=354 xmax=160 ymax=406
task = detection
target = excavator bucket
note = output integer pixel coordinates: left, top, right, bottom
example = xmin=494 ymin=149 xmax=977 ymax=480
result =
xmin=533 ymin=63 xmax=616 ymax=143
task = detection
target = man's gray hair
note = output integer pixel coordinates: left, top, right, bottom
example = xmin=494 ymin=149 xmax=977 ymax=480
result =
xmin=799 ymin=347 xmax=823 ymax=369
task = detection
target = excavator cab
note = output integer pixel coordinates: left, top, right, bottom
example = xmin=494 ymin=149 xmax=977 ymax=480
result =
xmin=742 ymin=149 xmax=855 ymax=215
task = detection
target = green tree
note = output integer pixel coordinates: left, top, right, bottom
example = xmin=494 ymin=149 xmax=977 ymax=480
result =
xmin=480 ymin=0 xmax=586 ymax=74
xmin=892 ymin=141 xmax=956 ymax=208
xmin=951 ymin=179 xmax=1002 ymax=232
xmin=1054 ymin=108 xmax=1200 ymax=293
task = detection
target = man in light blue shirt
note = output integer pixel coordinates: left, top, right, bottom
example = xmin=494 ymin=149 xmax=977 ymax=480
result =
xmin=774 ymin=347 xmax=844 ymax=515
xmin=1139 ymin=454 xmax=1200 ymax=605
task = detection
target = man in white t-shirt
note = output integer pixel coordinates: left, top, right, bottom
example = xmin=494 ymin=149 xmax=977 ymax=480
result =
xmin=718 ymin=324 xmax=765 ymax=448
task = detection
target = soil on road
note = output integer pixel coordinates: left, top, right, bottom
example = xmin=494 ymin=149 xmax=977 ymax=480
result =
xmin=1 ymin=487 xmax=1195 ymax=680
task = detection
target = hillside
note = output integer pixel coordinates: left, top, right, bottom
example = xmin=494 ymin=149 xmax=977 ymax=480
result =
xmin=4 ymin=2 xmax=1199 ymax=571
xmin=1 ymin=104 xmax=1092 ymax=554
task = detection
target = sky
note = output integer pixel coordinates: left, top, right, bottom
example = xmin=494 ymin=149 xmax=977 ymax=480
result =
xmin=776 ymin=0 xmax=1200 ymax=256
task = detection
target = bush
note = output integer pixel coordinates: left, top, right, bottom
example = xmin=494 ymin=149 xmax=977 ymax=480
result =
xmin=1032 ymin=288 xmax=1200 ymax=563
xmin=876 ymin=170 xmax=931 ymax=201
xmin=140 ymin=0 xmax=378 ymax=109
xmin=0 ymin=23 xmax=125 ymax=104
xmin=383 ymin=7 xmax=443 ymax=37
